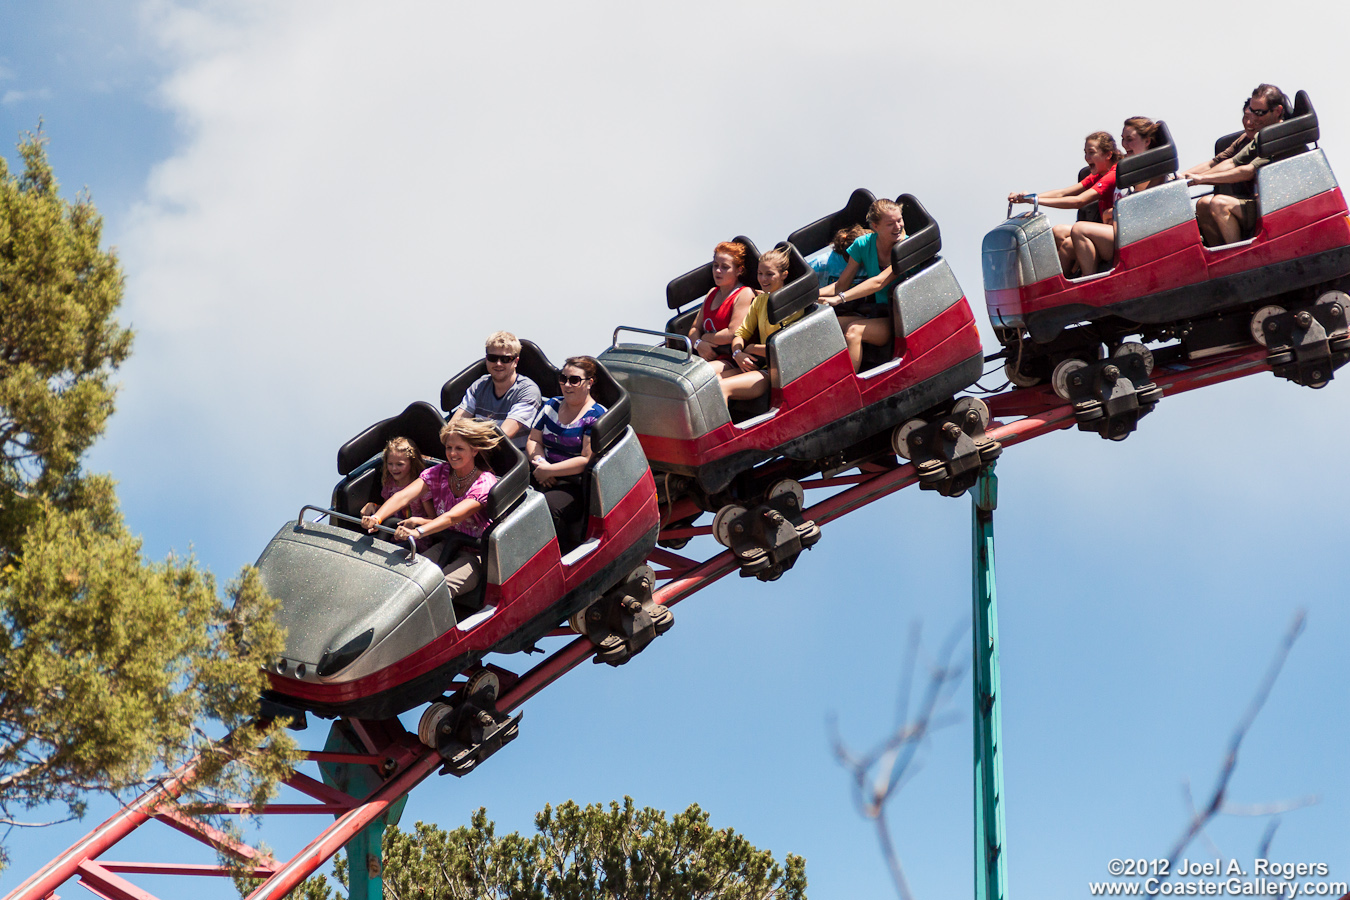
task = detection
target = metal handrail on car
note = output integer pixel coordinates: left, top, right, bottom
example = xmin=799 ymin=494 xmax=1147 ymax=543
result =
xmin=1007 ymin=193 xmax=1040 ymax=218
xmin=296 ymin=505 xmax=419 ymax=561
xmin=611 ymin=325 xmax=694 ymax=360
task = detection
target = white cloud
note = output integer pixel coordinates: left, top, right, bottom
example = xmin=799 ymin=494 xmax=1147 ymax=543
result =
xmin=2 ymin=87 xmax=52 ymax=106
xmin=104 ymin=0 xmax=1350 ymax=563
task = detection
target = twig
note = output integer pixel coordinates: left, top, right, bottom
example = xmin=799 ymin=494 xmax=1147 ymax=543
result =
xmin=830 ymin=621 xmax=967 ymax=900
xmin=1164 ymin=609 xmax=1307 ymax=868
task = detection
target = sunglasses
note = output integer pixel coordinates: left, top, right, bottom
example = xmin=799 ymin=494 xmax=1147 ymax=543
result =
xmin=1243 ymin=100 xmax=1275 ymax=118
xmin=559 ymin=374 xmax=589 ymax=386
xmin=486 ymin=353 xmax=517 ymax=364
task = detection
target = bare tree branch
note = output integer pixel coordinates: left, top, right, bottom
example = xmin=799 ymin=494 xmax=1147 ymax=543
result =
xmin=1165 ymin=609 xmax=1308 ymax=868
xmin=830 ymin=621 xmax=967 ymax=900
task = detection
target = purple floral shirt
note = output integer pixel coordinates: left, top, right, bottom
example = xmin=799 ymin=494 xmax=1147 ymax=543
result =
xmin=419 ymin=465 xmax=497 ymax=538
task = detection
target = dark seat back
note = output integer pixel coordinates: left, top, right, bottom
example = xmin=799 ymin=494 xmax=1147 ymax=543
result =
xmin=438 ymin=339 xmax=555 ymax=416
xmin=584 ymin=358 xmax=632 ymax=456
xmin=1076 ymin=166 xmax=1102 ymax=223
xmin=786 ymin=188 xmax=877 ymax=256
xmin=665 ymin=236 xmax=762 ymax=311
xmin=1255 ymin=90 xmax=1318 ymax=161
xmin=480 ymin=434 xmax=528 ymax=522
xmin=1115 ymin=120 xmax=1178 ymax=188
xmin=336 ymin=401 xmax=447 ymax=476
xmin=889 ymin=194 xmax=942 ymax=278
xmin=765 ymin=242 xmax=820 ymax=325
xmin=1214 ymin=129 xmax=1246 ymax=157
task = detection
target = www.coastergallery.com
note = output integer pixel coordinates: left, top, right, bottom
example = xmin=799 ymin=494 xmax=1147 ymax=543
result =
xmin=1088 ymin=879 xmax=1348 ymax=896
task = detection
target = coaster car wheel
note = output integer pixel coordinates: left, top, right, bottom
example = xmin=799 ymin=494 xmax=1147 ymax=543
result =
xmin=1051 ymin=358 xmax=1089 ymax=401
xmin=1004 ymin=357 xmax=1042 ymax=388
xmin=951 ymin=396 xmax=991 ymax=431
xmin=712 ymin=504 xmax=748 ymax=548
xmin=1113 ymin=341 xmax=1154 ymax=376
xmin=1251 ymin=305 xmax=1286 ymax=347
xmin=891 ymin=418 xmax=925 ymax=461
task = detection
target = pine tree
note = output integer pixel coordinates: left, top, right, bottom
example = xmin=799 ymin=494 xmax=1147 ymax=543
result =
xmin=308 ymin=798 xmax=806 ymax=900
xmin=0 ymin=133 xmax=295 ymax=870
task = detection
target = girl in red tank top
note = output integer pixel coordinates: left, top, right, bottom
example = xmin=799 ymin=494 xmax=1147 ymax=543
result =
xmin=688 ymin=240 xmax=755 ymax=374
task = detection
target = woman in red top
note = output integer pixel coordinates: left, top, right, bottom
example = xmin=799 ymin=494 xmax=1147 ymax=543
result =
xmin=688 ymin=240 xmax=756 ymax=374
xmin=1008 ymin=131 xmax=1121 ymax=275
xmin=1069 ymin=118 xmax=1160 ymax=275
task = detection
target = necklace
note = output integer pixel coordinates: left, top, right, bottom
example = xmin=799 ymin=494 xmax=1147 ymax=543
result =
xmin=450 ymin=466 xmax=478 ymax=495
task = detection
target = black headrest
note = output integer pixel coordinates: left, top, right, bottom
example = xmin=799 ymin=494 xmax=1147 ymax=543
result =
xmin=1214 ymin=129 xmax=1245 ymax=157
xmin=786 ymin=188 xmax=878 ymax=257
xmin=765 ymin=242 xmax=820 ymax=325
xmin=439 ymin=339 xmax=554 ymax=414
xmin=583 ymin=358 xmax=632 ymax=455
xmin=665 ymin=236 xmax=762 ymax=311
xmin=336 ymin=401 xmax=447 ymax=476
xmin=481 ymin=432 xmax=528 ymax=521
xmin=1115 ymin=120 xmax=1178 ymax=187
xmin=1255 ymin=90 xmax=1318 ymax=161
xmin=889 ymin=194 xmax=941 ymax=278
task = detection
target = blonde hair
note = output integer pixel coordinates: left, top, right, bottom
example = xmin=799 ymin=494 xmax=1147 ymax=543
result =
xmin=759 ymin=247 xmax=791 ymax=281
xmin=439 ymin=417 xmax=504 ymax=456
xmin=485 ymin=331 xmax=521 ymax=357
xmin=381 ymin=436 xmax=426 ymax=489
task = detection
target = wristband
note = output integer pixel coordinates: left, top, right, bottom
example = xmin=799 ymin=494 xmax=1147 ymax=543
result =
xmin=415 ymin=526 xmax=424 ymax=537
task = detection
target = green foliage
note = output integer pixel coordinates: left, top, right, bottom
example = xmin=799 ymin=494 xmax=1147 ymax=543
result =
xmin=0 ymin=134 xmax=296 ymax=871
xmin=308 ymin=798 xmax=806 ymax=900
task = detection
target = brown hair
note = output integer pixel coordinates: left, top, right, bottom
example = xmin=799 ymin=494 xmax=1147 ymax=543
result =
xmin=562 ymin=355 xmax=599 ymax=380
xmin=380 ymin=437 xmax=426 ymax=489
xmin=713 ymin=241 xmax=747 ymax=270
xmin=1085 ymin=131 xmax=1123 ymax=163
xmin=831 ymin=224 xmax=868 ymax=256
xmin=865 ymin=199 xmax=903 ymax=228
xmin=1252 ymin=83 xmax=1285 ymax=115
xmin=1123 ymin=117 xmax=1160 ymax=149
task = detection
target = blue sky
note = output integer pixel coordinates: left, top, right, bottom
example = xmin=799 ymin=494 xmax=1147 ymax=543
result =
xmin=3 ymin=2 xmax=1349 ymax=897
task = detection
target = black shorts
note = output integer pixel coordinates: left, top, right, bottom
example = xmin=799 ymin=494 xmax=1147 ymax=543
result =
xmin=835 ymin=299 xmax=890 ymax=320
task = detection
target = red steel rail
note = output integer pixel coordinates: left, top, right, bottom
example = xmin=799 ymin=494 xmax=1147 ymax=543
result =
xmin=4 ymin=346 xmax=1279 ymax=900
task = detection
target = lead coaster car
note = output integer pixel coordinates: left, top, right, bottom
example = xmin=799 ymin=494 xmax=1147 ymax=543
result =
xmin=984 ymin=92 xmax=1350 ymax=389
xmin=253 ymin=344 xmax=661 ymax=721
xmin=600 ymin=193 xmax=987 ymax=530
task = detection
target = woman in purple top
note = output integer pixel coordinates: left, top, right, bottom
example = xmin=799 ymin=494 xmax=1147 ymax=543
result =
xmin=527 ymin=356 xmax=606 ymax=552
xmin=362 ymin=418 xmax=502 ymax=603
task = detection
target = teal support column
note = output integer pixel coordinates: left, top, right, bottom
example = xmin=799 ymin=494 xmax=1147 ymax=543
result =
xmin=972 ymin=463 xmax=1007 ymax=900
xmin=319 ymin=723 xmax=408 ymax=900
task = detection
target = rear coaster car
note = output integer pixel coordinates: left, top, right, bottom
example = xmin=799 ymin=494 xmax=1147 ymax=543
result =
xmin=255 ymin=342 xmax=661 ymax=721
xmin=600 ymin=193 xmax=989 ymax=576
xmin=985 ymin=92 xmax=1350 ymax=396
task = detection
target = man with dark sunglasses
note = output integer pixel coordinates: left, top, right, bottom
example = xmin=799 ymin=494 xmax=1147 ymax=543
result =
xmin=450 ymin=331 xmax=541 ymax=450
xmin=1186 ymin=84 xmax=1286 ymax=246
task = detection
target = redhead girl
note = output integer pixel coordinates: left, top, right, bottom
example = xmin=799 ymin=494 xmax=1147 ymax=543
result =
xmin=1008 ymin=131 xmax=1122 ymax=275
xmin=362 ymin=419 xmax=502 ymax=603
xmin=817 ymin=199 xmax=906 ymax=372
xmin=689 ymin=241 xmax=756 ymax=373
xmin=360 ymin=436 xmax=434 ymax=521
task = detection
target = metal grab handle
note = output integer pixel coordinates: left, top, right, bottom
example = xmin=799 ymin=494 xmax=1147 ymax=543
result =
xmin=1006 ymin=193 xmax=1039 ymax=218
xmin=297 ymin=505 xmax=418 ymax=561
xmin=611 ymin=325 xmax=693 ymax=360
